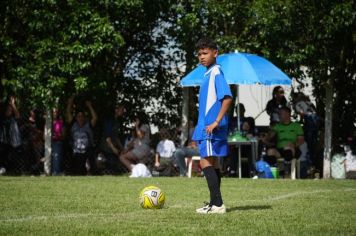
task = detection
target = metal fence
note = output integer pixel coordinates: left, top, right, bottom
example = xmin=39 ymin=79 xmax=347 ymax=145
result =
xmin=0 ymin=111 xmax=185 ymax=176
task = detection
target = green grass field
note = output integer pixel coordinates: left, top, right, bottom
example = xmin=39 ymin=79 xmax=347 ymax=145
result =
xmin=0 ymin=176 xmax=355 ymax=236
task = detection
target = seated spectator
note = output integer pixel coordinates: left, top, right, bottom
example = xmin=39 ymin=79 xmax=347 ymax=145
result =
xmin=266 ymin=86 xmax=288 ymax=126
xmin=241 ymin=117 xmax=257 ymax=139
xmin=98 ymin=103 xmax=126 ymax=174
xmin=51 ymin=108 xmax=65 ymax=176
xmin=154 ymin=128 xmax=176 ymax=176
xmin=0 ymin=96 xmax=22 ymax=175
xmin=345 ymin=144 xmax=356 ymax=179
xmin=174 ymin=141 xmax=200 ymax=177
xmin=66 ymin=95 xmax=98 ymax=175
xmin=331 ymin=144 xmax=346 ymax=179
xmin=261 ymin=107 xmax=304 ymax=175
xmin=120 ymin=112 xmax=151 ymax=171
xmin=293 ymin=92 xmax=320 ymax=167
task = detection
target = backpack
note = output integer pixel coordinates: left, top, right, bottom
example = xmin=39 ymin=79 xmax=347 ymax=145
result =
xmin=255 ymin=160 xmax=274 ymax=179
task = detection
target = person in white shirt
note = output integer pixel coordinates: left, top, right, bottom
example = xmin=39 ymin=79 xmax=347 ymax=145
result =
xmin=154 ymin=128 xmax=176 ymax=176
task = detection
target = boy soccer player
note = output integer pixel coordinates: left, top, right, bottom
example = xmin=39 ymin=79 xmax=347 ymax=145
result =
xmin=193 ymin=37 xmax=232 ymax=214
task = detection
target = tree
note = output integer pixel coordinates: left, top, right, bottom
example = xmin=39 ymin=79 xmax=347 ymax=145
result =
xmin=245 ymin=0 xmax=355 ymax=177
xmin=0 ymin=0 xmax=182 ymax=128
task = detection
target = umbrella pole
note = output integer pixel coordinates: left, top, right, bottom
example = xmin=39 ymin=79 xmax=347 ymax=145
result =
xmin=236 ymin=85 xmax=240 ymax=132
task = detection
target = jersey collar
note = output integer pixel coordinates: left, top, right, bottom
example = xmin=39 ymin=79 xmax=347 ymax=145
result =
xmin=204 ymin=64 xmax=220 ymax=76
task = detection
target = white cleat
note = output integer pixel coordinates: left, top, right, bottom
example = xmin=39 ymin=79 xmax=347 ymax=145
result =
xmin=196 ymin=202 xmax=211 ymax=213
xmin=196 ymin=204 xmax=226 ymax=214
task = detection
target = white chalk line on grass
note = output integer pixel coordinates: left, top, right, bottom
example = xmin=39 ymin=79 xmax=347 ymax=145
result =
xmin=266 ymin=189 xmax=332 ymax=201
xmin=1 ymin=188 xmax=355 ymax=223
xmin=0 ymin=212 xmax=129 ymax=223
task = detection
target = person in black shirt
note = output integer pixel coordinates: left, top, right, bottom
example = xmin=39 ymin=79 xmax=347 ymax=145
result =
xmin=266 ymin=86 xmax=288 ymax=126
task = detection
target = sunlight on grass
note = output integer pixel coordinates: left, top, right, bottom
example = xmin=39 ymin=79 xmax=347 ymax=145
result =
xmin=0 ymin=177 xmax=355 ymax=235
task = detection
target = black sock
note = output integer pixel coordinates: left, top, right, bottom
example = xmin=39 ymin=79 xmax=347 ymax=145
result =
xmin=215 ymin=168 xmax=221 ymax=188
xmin=203 ymin=166 xmax=223 ymax=207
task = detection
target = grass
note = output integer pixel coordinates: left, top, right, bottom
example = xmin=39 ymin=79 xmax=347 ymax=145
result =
xmin=0 ymin=176 xmax=355 ymax=236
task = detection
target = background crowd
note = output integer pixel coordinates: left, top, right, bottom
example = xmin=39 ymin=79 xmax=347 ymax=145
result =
xmin=0 ymin=86 xmax=355 ymax=179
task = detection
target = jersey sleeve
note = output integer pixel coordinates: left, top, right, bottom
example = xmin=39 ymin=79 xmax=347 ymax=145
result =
xmin=215 ymin=72 xmax=232 ymax=101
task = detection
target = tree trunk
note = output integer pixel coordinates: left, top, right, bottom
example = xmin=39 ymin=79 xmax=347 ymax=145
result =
xmin=180 ymin=87 xmax=189 ymax=146
xmin=323 ymin=79 xmax=333 ymax=179
xmin=44 ymin=110 xmax=52 ymax=175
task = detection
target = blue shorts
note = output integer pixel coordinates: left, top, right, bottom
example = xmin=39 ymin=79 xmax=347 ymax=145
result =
xmin=198 ymin=139 xmax=228 ymax=158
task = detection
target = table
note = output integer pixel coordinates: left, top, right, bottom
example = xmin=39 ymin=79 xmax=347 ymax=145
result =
xmin=228 ymin=139 xmax=259 ymax=178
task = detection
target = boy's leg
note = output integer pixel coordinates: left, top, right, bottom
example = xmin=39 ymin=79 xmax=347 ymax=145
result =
xmin=213 ymin=158 xmax=221 ymax=187
xmin=200 ymin=157 xmax=223 ymax=207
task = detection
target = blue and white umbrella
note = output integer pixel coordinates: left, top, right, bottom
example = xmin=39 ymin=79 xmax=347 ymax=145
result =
xmin=180 ymin=52 xmax=292 ymax=131
xmin=180 ymin=52 xmax=292 ymax=87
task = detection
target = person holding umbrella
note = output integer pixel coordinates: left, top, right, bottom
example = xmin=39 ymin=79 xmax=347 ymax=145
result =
xmin=192 ymin=37 xmax=232 ymax=214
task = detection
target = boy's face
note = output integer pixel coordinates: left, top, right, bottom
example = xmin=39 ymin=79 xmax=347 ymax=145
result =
xmin=197 ymin=48 xmax=217 ymax=68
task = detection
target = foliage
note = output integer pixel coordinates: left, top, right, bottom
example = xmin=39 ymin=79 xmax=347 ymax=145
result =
xmin=0 ymin=0 xmax=355 ymax=139
xmin=0 ymin=0 xmax=124 ymax=109
xmin=168 ymin=0 xmax=355 ymax=141
xmin=245 ymin=0 xmax=356 ymax=141
xmin=0 ymin=0 xmax=181 ymax=128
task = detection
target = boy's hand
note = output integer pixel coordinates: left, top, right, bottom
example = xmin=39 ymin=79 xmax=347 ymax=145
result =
xmin=206 ymin=121 xmax=218 ymax=134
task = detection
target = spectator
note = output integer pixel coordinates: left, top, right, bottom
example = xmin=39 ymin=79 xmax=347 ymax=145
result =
xmin=66 ymin=95 xmax=98 ymax=175
xmin=266 ymin=86 xmax=288 ymax=126
xmin=261 ymin=107 xmax=304 ymax=176
xmin=98 ymin=103 xmax=127 ymax=174
xmin=345 ymin=144 xmax=356 ymax=179
xmin=241 ymin=117 xmax=257 ymax=139
xmin=51 ymin=108 xmax=65 ymax=176
xmin=0 ymin=96 xmax=22 ymax=175
xmin=331 ymin=144 xmax=346 ymax=179
xmin=25 ymin=108 xmax=45 ymax=175
xmin=154 ymin=128 xmax=176 ymax=176
xmin=119 ymin=112 xmax=151 ymax=171
xmin=293 ymin=92 xmax=320 ymax=167
xmin=174 ymin=140 xmax=200 ymax=177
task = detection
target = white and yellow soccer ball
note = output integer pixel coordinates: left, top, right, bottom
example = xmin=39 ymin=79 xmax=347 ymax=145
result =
xmin=139 ymin=185 xmax=165 ymax=209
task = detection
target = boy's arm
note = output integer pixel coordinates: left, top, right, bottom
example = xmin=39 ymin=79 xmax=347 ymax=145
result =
xmin=206 ymin=96 xmax=232 ymax=134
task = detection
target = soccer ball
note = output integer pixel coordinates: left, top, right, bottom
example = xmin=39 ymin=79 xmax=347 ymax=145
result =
xmin=139 ymin=185 xmax=165 ymax=209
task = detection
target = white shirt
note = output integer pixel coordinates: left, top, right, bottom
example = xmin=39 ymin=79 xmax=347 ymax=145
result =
xmin=346 ymin=151 xmax=356 ymax=172
xmin=156 ymin=139 xmax=176 ymax=158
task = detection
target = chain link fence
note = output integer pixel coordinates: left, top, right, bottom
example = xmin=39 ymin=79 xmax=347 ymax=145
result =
xmin=0 ymin=109 xmax=185 ymax=176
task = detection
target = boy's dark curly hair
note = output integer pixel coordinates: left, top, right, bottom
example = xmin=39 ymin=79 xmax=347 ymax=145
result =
xmin=195 ymin=37 xmax=218 ymax=50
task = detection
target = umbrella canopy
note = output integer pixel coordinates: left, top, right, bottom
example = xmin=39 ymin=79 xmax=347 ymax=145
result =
xmin=180 ymin=52 xmax=292 ymax=87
